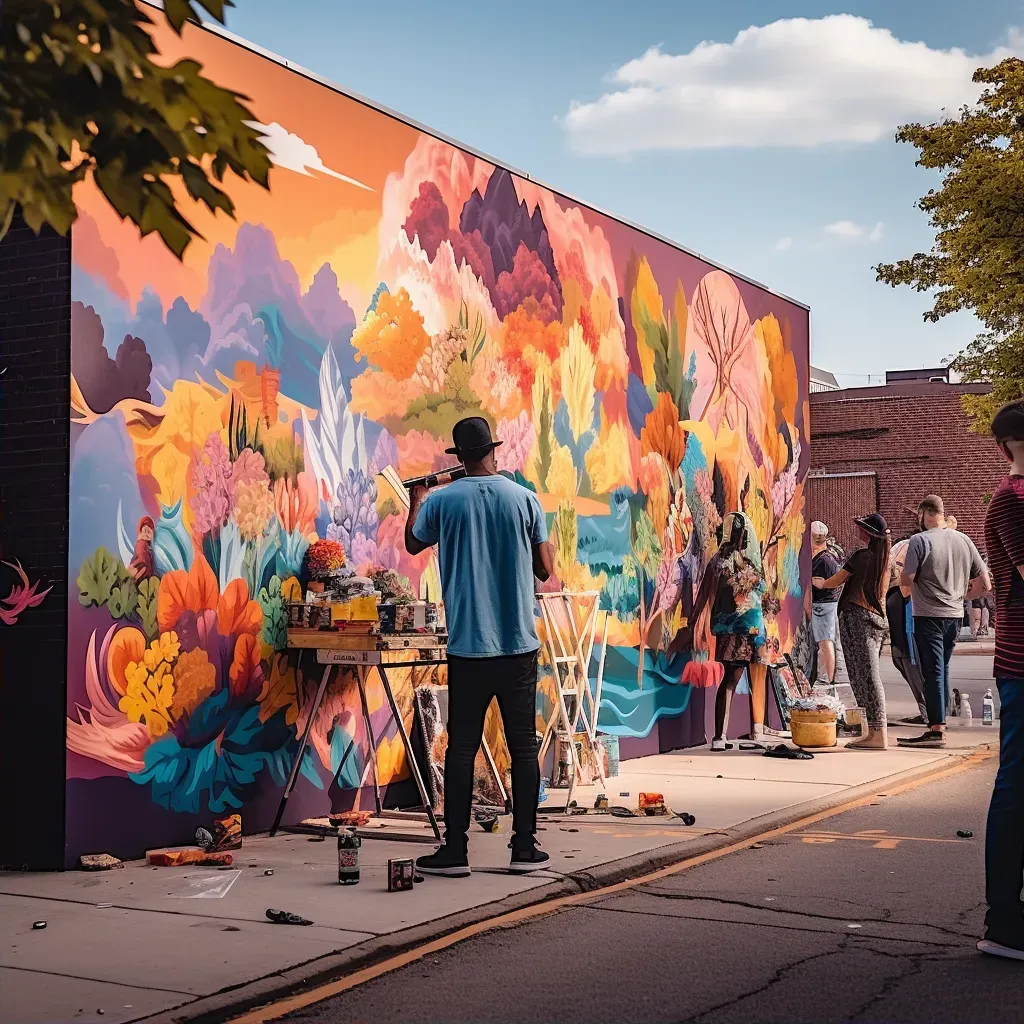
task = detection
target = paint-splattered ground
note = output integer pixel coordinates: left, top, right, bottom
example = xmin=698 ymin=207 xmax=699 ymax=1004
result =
xmin=284 ymin=757 xmax=1001 ymax=1024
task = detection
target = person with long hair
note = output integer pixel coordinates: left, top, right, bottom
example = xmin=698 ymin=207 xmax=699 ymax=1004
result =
xmin=812 ymin=513 xmax=892 ymax=749
xmin=709 ymin=511 xmax=767 ymax=751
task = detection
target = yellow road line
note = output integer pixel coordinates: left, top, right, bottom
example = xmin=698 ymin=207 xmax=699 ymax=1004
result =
xmin=227 ymin=749 xmax=993 ymax=1024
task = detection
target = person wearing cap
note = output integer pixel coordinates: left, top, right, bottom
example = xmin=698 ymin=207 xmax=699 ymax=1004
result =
xmin=812 ymin=513 xmax=892 ymax=749
xmin=810 ymin=521 xmax=841 ymax=687
xmin=898 ymin=494 xmax=990 ymax=749
xmin=405 ymin=417 xmax=555 ymax=877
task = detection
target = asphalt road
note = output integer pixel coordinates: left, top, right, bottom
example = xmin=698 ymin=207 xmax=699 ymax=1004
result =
xmin=280 ymin=754 xmax=1012 ymax=1024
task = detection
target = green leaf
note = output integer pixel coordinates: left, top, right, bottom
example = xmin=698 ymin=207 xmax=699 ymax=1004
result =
xmin=108 ymin=579 xmax=139 ymax=620
xmin=77 ymin=547 xmax=120 ymax=607
xmin=138 ymin=577 xmax=160 ymax=640
xmin=0 ymin=0 xmax=270 ymax=257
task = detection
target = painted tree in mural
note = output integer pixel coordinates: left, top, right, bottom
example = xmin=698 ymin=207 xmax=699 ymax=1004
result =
xmin=0 ymin=0 xmax=270 ymax=253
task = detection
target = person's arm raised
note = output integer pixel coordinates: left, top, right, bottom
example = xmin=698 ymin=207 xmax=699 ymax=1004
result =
xmin=404 ymin=485 xmax=432 ymax=556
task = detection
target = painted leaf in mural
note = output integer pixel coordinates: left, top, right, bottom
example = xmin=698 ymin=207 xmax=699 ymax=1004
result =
xmin=77 ymin=548 xmax=121 ymax=608
xmin=0 ymin=559 xmax=52 ymax=626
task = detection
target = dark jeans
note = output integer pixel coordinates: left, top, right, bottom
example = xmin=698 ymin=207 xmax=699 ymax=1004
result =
xmin=444 ymin=650 xmax=540 ymax=849
xmin=985 ymin=680 xmax=1024 ymax=943
xmin=913 ymin=616 xmax=959 ymax=726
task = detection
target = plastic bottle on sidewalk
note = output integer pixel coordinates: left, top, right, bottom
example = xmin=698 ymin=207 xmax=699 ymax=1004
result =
xmin=961 ymin=693 xmax=973 ymax=728
xmin=983 ymin=689 xmax=995 ymax=726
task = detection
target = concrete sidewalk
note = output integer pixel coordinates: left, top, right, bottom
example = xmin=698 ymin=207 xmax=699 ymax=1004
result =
xmin=1 ymin=721 xmax=997 ymax=1024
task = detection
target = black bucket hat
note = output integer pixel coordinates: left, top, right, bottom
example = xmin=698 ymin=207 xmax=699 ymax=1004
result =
xmin=854 ymin=512 xmax=890 ymax=538
xmin=445 ymin=416 xmax=503 ymax=460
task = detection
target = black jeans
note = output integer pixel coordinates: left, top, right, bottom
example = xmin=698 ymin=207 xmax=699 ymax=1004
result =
xmin=444 ymin=650 xmax=540 ymax=849
xmin=913 ymin=616 xmax=959 ymax=726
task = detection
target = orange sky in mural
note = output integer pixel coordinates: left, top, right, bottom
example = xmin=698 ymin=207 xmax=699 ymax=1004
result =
xmin=72 ymin=13 xmax=418 ymax=313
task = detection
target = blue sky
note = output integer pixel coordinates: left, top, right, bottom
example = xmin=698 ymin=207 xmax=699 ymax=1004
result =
xmin=218 ymin=0 xmax=1021 ymax=385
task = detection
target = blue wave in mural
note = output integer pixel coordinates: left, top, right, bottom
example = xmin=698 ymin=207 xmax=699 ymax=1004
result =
xmin=595 ymin=645 xmax=693 ymax=738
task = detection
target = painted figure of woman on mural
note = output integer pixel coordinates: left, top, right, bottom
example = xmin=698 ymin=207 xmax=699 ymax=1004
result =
xmin=128 ymin=516 xmax=156 ymax=582
xmin=812 ymin=513 xmax=892 ymax=749
xmin=709 ymin=512 xmax=767 ymax=751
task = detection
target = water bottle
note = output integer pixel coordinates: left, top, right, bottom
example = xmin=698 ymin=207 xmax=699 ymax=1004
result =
xmin=337 ymin=829 xmax=361 ymax=885
xmin=961 ymin=693 xmax=973 ymax=728
xmin=983 ymin=688 xmax=995 ymax=726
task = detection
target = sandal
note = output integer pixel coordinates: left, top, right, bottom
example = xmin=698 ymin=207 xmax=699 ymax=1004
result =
xmin=266 ymin=908 xmax=314 ymax=926
xmin=763 ymin=743 xmax=814 ymax=760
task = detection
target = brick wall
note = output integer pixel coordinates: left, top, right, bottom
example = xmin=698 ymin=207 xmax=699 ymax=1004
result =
xmin=0 ymin=211 xmax=71 ymax=869
xmin=806 ymin=472 xmax=877 ymax=555
xmin=809 ymin=382 xmax=1006 ymax=550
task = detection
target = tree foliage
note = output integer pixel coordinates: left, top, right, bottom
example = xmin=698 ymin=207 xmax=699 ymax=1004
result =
xmin=0 ymin=0 xmax=271 ymax=257
xmin=876 ymin=58 xmax=1024 ymax=428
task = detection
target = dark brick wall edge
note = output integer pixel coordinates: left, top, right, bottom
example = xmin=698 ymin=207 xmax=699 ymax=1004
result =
xmin=0 ymin=211 xmax=71 ymax=869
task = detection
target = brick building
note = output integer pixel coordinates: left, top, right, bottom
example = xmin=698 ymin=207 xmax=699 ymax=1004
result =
xmin=808 ymin=376 xmax=1006 ymax=555
xmin=0 ymin=212 xmax=71 ymax=868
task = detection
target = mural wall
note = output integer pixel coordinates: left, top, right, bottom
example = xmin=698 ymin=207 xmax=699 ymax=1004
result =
xmin=65 ymin=19 xmax=810 ymax=860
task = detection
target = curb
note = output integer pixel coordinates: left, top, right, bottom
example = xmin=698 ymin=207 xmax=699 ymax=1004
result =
xmin=135 ymin=747 xmax=992 ymax=1024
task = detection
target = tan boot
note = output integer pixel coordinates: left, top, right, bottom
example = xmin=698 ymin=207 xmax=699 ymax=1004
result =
xmin=847 ymin=726 xmax=888 ymax=750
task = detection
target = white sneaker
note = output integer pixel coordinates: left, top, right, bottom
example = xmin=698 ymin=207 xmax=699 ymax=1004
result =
xmin=710 ymin=738 xmax=733 ymax=752
xmin=978 ymin=939 xmax=1024 ymax=961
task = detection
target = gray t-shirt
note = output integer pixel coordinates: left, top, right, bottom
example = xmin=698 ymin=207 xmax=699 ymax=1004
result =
xmin=904 ymin=528 xmax=985 ymax=618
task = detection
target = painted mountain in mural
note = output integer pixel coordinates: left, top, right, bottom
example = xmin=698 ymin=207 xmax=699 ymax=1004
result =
xmin=459 ymin=168 xmax=562 ymax=320
xmin=202 ymin=223 xmax=356 ymax=406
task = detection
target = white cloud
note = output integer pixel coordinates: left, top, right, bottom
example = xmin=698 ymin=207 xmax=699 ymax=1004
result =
xmin=774 ymin=236 xmax=793 ymax=251
xmin=823 ymin=219 xmax=885 ymax=242
xmin=563 ymin=15 xmax=1022 ymax=154
xmin=249 ymin=121 xmax=373 ymax=191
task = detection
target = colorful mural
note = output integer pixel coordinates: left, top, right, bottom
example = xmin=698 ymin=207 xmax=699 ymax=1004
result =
xmin=65 ymin=20 xmax=809 ymax=857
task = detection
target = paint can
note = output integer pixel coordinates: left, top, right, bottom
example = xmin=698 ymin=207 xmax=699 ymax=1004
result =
xmin=337 ymin=829 xmax=360 ymax=885
xmin=387 ymin=858 xmax=415 ymax=892
xmin=599 ymin=734 xmax=620 ymax=777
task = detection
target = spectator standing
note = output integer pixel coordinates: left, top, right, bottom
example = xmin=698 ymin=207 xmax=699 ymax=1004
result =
xmin=887 ymin=532 xmax=929 ymax=725
xmin=978 ymin=401 xmax=1024 ymax=961
xmin=812 ymin=513 xmax=892 ymax=749
xmin=898 ymin=495 xmax=990 ymax=749
xmin=810 ymin=521 xmax=842 ymax=686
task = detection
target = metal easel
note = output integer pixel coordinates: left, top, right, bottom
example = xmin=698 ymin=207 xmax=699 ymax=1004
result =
xmin=537 ymin=591 xmax=608 ymax=810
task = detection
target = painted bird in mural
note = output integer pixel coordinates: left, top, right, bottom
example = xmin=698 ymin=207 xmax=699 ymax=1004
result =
xmin=0 ymin=559 xmax=53 ymax=626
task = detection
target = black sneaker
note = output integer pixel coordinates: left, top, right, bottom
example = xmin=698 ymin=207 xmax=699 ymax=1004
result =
xmin=898 ymin=715 xmax=927 ymax=726
xmin=509 ymin=840 xmax=550 ymax=874
xmin=416 ymin=842 xmax=470 ymax=877
xmin=896 ymin=730 xmax=946 ymax=749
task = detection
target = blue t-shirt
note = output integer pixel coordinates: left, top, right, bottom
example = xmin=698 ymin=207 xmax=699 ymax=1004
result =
xmin=412 ymin=475 xmax=548 ymax=658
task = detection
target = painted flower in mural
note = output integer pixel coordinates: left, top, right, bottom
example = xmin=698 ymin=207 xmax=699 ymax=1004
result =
xmin=230 ymin=447 xmax=270 ymax=498
xmin=351 ymin=287 xmax=430 ymax=379
xmin=233 ymin=479 xmax=276 ymax=542
xmin=328 ymin=468 xmax=379 ymax=556
xmin=119 ymin=631 xmax=181 ymax=738
xmin=414 ymin=325 xmax=466 ymax=393
xmin=496 ymin=412 xmax=534 ymax=474
xmin=190 ymin=434 xmax=232 ymax=535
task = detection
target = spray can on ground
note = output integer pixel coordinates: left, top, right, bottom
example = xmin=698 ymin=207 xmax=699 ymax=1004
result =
xmin=337 ymin=829 xmax=361 ymax=885
xmin=983 ymin=688 xmax=995 ymax=725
